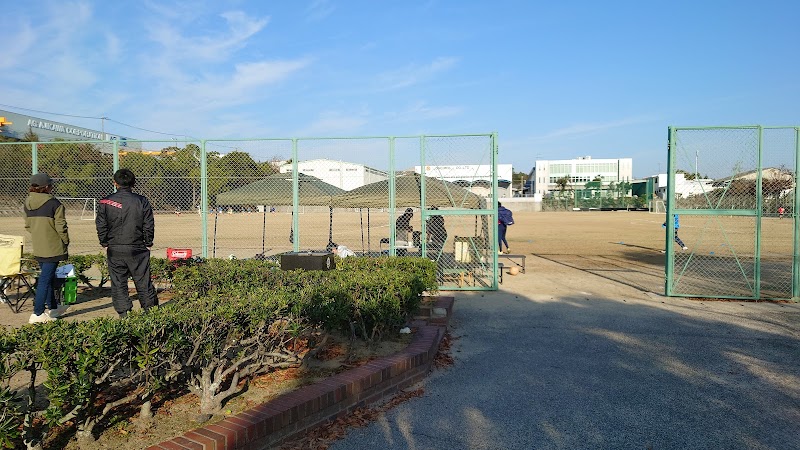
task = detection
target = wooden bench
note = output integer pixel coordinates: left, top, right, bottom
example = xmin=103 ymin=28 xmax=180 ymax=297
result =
xmin=441 ymin=268 xmax=474 ymax=287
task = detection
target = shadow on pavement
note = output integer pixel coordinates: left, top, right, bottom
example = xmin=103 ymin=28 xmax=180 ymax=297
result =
xmin=329 ymin=289 xmax=800 ymax=450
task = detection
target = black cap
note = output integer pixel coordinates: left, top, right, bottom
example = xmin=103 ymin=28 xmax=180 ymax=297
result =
xmin=31 ymin=173 xmax=52 ymax=186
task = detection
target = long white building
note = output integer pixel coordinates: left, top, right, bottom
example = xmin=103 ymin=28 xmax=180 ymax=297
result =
xmin=277 ymin=159 xmax=513 ymax=198
xmin=529 ymin=156 xmax=633 ymax=196
xmin=279 ymin=159 xmax=387 ymax=191
xmin=414 ymin=164 xmax=514 ymax=198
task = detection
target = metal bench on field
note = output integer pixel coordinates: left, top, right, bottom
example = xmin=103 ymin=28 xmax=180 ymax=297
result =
xmin=499 ymin=254 xmax=526 ymax=273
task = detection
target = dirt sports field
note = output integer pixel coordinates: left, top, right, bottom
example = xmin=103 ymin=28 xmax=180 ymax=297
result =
xmin=3 ymin=208 xmax=793 ymax=258
xmin=2 ymin=210 xmax=794 ymax=328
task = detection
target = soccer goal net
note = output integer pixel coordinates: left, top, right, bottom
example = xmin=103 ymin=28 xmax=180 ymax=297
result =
xmin=57 ymin=197 xmax=97 ymax=221
xmin=648 ymin=199 xmax=666 ymax=214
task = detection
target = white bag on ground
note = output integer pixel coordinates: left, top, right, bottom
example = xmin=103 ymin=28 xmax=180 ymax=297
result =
xmin=56 ymin=264 xmax=76 ymax=278
xmin=336 ymin=245 xmax=355 ymax=258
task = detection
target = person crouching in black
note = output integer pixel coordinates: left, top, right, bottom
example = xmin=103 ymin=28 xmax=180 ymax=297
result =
xmin=426 ymin=206 xmax=447 ymax=254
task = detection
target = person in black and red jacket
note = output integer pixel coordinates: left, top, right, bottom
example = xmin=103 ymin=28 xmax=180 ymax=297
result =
xmin=95 ymin=168 xmax=158 ymax=318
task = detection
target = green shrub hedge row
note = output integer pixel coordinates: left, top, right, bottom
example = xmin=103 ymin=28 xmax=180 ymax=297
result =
xmin=0 ymin=257 xmax=437 ymax=448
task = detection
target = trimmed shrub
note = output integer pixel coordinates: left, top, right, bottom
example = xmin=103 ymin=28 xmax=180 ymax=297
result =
xmin=0 ymin=257 xmax=434 ymax=447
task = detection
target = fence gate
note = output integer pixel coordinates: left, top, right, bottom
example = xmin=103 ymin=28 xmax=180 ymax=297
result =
xmin=666 ymin=126 xmax=798 ymax=300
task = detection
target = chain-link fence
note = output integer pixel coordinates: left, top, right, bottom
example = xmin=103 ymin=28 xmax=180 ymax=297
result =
xmin=540 ymin=194 xmax=645 ymax=211
xmin=0 ymin=134 xmax=499 ymax=290
xmin=539 ymin=180 xmax=647 ymax=212
xmin=666 ymin=126 xmax=798 ymax=300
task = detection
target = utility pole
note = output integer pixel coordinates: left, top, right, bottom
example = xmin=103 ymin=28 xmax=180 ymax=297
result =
xmin=695 ymin=149 xmax=699 ymax=177
xmin=101 ymin=116 xmax=108 ymax=140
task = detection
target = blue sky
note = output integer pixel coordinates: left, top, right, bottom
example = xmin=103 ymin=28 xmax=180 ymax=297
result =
xmin=1 ymin=0 xmax=798 ymax=178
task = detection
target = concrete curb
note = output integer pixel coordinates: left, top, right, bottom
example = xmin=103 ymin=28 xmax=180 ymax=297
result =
xmin=147 ymin=296 xmax=454 ymax=450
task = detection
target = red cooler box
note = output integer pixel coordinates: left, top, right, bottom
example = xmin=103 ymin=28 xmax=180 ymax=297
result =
xmin=167 ymin=248 xmax=192 ymax=261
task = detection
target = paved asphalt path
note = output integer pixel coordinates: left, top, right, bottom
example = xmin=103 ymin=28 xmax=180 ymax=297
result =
xmin=330 ymin=263 xmax=800 ymax=450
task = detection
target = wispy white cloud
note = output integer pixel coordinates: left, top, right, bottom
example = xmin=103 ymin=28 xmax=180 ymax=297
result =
xmin=0 ymin=21 xmax=36 ymax=70
xmin=137 ymin=8 xmax=285 ymax=110
xmin=0 ymin=1 xmax=105 ymax=95
xmin=385 ymin=101 xmax=463 ymax=122
xmin=9 ymin=2 xmax=99 ymax=92
xmin=48 ymin=1 xmax=92 ymax=41
xmin=0 ymin=1 xmax=92 ymax=69
xmin=142 ymin=0 xmax=208 ymax=23
xmin=222 ymin=11 xmax=270 ymax=41
xmin=532 ymin=116 xmax=658 ymax=141
xmin=194 ymin=111 xmax=274 ymax=140
xmin=297 ymin=111 xmax=368 ymax=136
xmin=104 ymin=31 xmax=122 ymax=61
xmin=159 ymin=58 xmax=313 ymax=110
xmin=147 ymin=10 xmax=269 ymax=62
xmin=49 ymin=54 xmax=99 ymax=90
xmin=305 ymin=0 xmax=335 ymax=22
xmin=375 ymin=57 xmax=458 ymax=91
xmin=230 ymin=60 xmax=312 ymax=87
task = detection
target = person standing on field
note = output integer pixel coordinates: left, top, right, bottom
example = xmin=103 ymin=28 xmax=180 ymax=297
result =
xmin=778 ymin=206 xmax=785 ymax=219
xmin=395 ymin=208 xmax=414 ymax=243
xmin=394 ymin=208 xmax=415 ymax=256
xmin=426 ymin=206 xmax=447 ymax=250
xmin=663 ymin=214 xmax=688 ymax=251
xmin=24 ymin=173 xmax=70 ymax=323
xmin=96 ymin=169 xmax=158 ymax=318
xmin=498 ymin=202 xmax=514 ymax=254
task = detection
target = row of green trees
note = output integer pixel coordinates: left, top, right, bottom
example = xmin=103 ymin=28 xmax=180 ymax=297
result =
xmin=545 ymin=176 xmax=640 ymax=210
xmin=553 ymin=175 xmax=633 ymax=198
xmin=542 ymin=195 xmax=647 ymax=211
xmin=118 ymin=145 xmax=280 ymax=211
xmin=0 ymin=134 xmax=282 ymax=211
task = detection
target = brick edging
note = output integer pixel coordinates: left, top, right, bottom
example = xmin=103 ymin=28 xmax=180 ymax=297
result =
xmin=148 ymin=295 xmax=454 ymax=450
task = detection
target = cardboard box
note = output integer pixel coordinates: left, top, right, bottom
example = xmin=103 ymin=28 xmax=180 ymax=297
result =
xmin=454 ymin=237 xmax=473 ymax=263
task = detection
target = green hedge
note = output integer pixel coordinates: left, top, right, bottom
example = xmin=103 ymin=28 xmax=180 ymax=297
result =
xmin=170 ymin=257 xmax=437 ymax=339
xmin=0 ymin=256 xmax=437 ymax=448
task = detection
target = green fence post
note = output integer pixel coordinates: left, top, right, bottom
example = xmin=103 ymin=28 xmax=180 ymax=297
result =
xmin=665 ymin=127 xmax=675 ymax=296
xmin=388 ymin=137 xmax=396 ymax=256
xmin=31 ymin=142 xmax=38 ymax=175
xmin=292 ymin=139 xmax=299 ymax=252
xmin=492 ymin=131 xmax=499 ymax=289
xmin=794 ymin=127 xmax=800 ymax=300
xmin=200 ymin=140 xmax=208 ymax=258
xmin=754 ymin=126 xmax=764 ymax=299
xmin=112 ymin=141 xmax=119 ymax=173
xmin=419 ymin=136 xmax=427 ymax=257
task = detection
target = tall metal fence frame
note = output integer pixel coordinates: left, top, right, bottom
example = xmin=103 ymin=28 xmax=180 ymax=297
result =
xmin=0 ymin=133 xmax=500 ymax=291
xmin=666 ymin=125 xmax=799 ymax=300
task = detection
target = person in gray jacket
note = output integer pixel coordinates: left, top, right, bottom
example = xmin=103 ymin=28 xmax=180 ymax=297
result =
xmin=24 ymin=173 xmax=70 ymax=324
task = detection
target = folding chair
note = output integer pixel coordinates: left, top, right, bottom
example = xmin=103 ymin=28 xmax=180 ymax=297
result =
xmin=0 ymin=234 xmax=37 ymax=313
xmin=379 ymin=237 xmax=390 ymax=254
